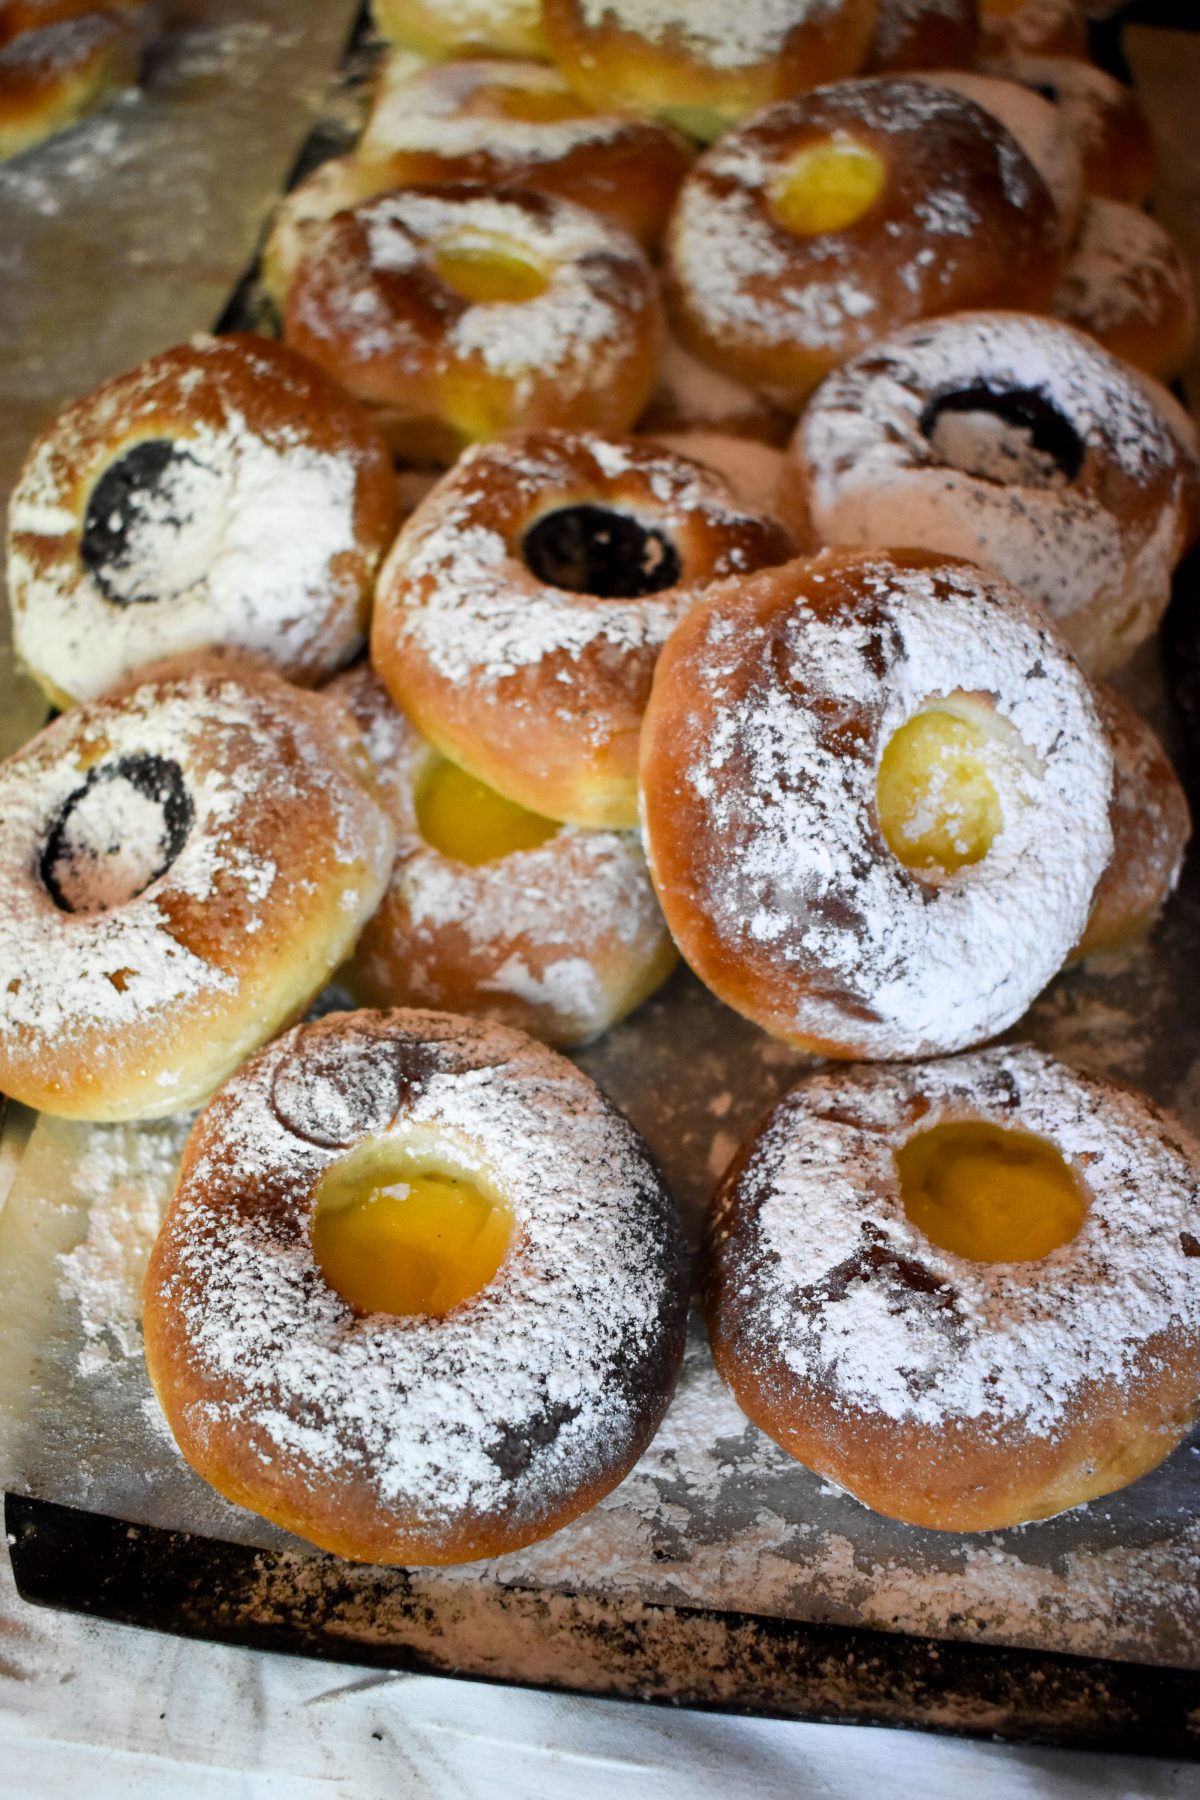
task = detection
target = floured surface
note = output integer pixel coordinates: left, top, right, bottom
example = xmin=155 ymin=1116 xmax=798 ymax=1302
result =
xmin=3 ymin=745 xmax=1200 ymax=1668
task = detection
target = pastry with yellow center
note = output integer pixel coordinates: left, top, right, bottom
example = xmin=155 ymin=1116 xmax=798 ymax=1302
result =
xmin=704 ymin=1046 xmax=1200 ymax=1531
xmin=143 ymin=1008 xmax=690 ymax=1564
xmin=330 ymin=663 xmax=676 ymax=1047
xmin=639 ymin=548 xmax=1113 ymax=1059
xmin=665 ymin=78 xmax=1061 ymax=408
xmin=284 ymin=184 xmax=662 ymax=463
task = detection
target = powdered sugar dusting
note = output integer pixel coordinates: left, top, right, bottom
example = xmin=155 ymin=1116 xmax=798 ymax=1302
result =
xmin=578 ymin=0 xmax=842 ymax=68
xmin=793 ymin=311 xmax=1191 ymax=672
xmin=147 ymin=1012 xmax=686 ymax=1537
xmin=658 ymin=553 xmax=1113 ymax=1056
xmin=714 ymin=1047 xmax=1200 ymax=1436
xmin=1053 ymin=196 xmax=1196 ymax=342
xmin=7 ymin=336 xmax=380 ymax=700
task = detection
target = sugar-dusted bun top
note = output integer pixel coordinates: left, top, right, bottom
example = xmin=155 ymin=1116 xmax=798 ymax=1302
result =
xmin=708 ymin=1046 xmax=1200 ymax=1436
xmin=640 ymin=548 xmax=1113 ymax=1057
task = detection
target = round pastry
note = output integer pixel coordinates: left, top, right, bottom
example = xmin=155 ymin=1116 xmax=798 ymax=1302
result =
xmin=865 ymin=0 xmax=978 ymax=73
xmin=639 ymin=548 xmax=1114 ymax=1059
xmin=7 ymin=334 xmax=400 ymax=709
xmin=371 ymin=0 xmax=546 ymax=60
xmin=357 ymin=57 xmax=692 ymax=253
xmin=781 ymin=310 xmax=1198 ymax=675
xmin=541 ymin=0 xmax=879 ymax=142
xmin=261 ymin=153 xmax=409 ymax=313
xmin=142 ymin=1007 xmax=690 ymax=1564
xmin=917 ymin=69 xmax=1083 ymax=241
xmin=664 ymin=78 xmax=1061 ymax=410
xmin=1073 ymin=683 xmax=1190 ymax=962
xmin=986 ymin=55 xmax=1156 ymax=205
xmin=331 ymin=663 xmax=677 ymax=1046
xmin=704 ymin=1046 xmax=1200 ymax=1532
xmin=284 ymin=184 xmax=662 ymax=464
xmin=371 ymin=429 xmax=795 ymax=829
xmin=978 ymin=0 xmax=1087 ymax=61
xmin=1052 ymin=199 xmax=1195 ymax=384
xmin=0 ymin=656 xmax=395 ymax=1122
xmin=0 ymin=12 xmax=138 ymax=161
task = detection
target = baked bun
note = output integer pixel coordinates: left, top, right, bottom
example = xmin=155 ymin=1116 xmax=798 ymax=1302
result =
xmin=0 ymin=656 xmax=394 ymax=1121
xmin=985 ymin=54 xmax=1157 ymax=205
xmin=358 ymin=55 xmax=692 ymax=252
xmin=7 ymin=333 xmax=400 ymax=708
xmin=917 ymin=69 xmax=1083 ymax=240
xmin=664 ymin=78 xmax=1061 ymax=409
xmin=1052 ymin=199 xmax=1195 ymax=383
xmin=143 ymin=1008 xmax=689 ymax=1564
xmin=0 ymin=12 xmax=138 ymax=161
xmin=704 ymin=1046 xmax=1200 ymax=1531
xmin=865 ymin=0 xmax=978 ymax=73
xmin=284 ymin=183 xmax=662 ymax=463
xmin=541 ymin=0 xmax=879 ymax=141
xmin=1074 ymin=683 xmax=1190 ymax=962
xmin=371 ymin=429 xmax=794 ymax=829
xmin=371 ymin=0 xmax=546 ymax=60
xmin=781 ymin=310 xmax=1198 ymax=674
xmin=0 ymin=0 xmax=153 ymax=39
xmin=331 ymin=663 xmax=678 ymax=1046
xmin=639 ymin=548 xmax=1113 ymax=1059
xmin=637 ymin=331 xmax=794 ymax=447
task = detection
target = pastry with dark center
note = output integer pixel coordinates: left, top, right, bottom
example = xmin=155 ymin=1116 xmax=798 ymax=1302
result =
xmin=0 ymin=655 xmax=394 ymax=1120
xmin=371 ymin=429 xmax=794 ymax=829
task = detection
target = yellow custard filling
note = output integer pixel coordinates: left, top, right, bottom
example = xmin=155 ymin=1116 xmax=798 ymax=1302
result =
xmin=770 ymin=136 xmax=887 ymax=237
xmin=433 ymin=231 xmax=549 ymax=305
xmin=415 ymin=756 xmax=559 ymax=865
xmin=897 ymin=1119 xmax=1088 ymax=1263
xmin=313 ymin=1146 xmax=514 ymax=1317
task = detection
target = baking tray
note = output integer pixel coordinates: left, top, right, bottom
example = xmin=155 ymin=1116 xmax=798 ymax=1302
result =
xmin=3 ymin=0 xmax=1200 ymax=1756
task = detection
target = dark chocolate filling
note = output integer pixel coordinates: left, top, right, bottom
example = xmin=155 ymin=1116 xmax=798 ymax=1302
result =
xmin=522 ymin=503 xmax=682 ymax=598
xmin=81 ymin=439 xmax=203 ymax=605
xmin=40 ymin=753 xmax=194 ymax=914
xmin=919 ymin=384 xmax=1085 ymax=484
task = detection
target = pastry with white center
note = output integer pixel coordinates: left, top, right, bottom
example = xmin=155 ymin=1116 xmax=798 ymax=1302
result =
xmin=331 ymin=663 xmax=678 ymax=1046
xmin=781 ymin=310 xmax=1199 ymax=674
xmin=0 ymin=655 xmax=394 ymax=1121
xmin=143 ymin=1008 xmax=689 ymax=1564
xmin=371 ymin=429 xmax=794 ymax=829
xmin=6 ymin=334 xmax=400 ymax=709
xmin=704 ymin=1046 xmax=1200 ymax=1531
xmin=639 ymin=548 xmax=1113 ymax=1059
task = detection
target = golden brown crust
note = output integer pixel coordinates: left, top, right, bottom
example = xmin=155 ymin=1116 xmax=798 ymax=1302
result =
xmin=360 ymin=57 xmax=693 ymax=253
xmin=371 ymin=430 xmax=795 ymax=828
xmin=639 ymin=548 xmax=1113 ymax=1058
xmin=865 ymin=0 xmax=978 ymax=73
xmin=986 ymin=54 xmax=1157 ymax=206
xmin=330 ymin=662 xmax=678 ymax=1044
xmin=979 ymin=0 xmax=1087 ymax=61
xmin=664 ymin=79 xmax=1062 ymax=409
xmin=703 ymin=1048 xmax=1200 ymax=1532
xmin=143 ymin=1008 xmax=689 ymax=1564
xmin=7 ymin=333 xmax=400 ymax=706
xmin=1074 ymin=683 xmax=1191 ymax=961
xmin=0 ymin=11 xmax=138 ymax=160
xmin=0 ymin=654 xmax=395 ymax=1120
xmin=542 ymin=0 xmax=879 ymax=137
xmin=283 ymin=183 xmax=663 ymax=464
